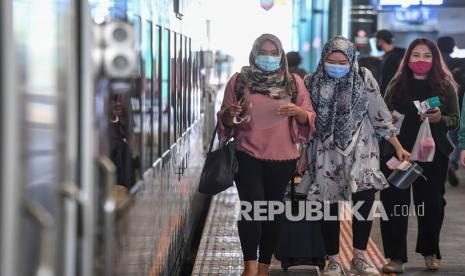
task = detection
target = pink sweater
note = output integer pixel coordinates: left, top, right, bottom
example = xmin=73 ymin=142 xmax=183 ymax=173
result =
xmin=217 ymin=73 xmax=316 ymax=161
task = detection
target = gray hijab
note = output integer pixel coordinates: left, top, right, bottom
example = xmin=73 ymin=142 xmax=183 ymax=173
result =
xmin=304 ymin=36 xmax=368 ymax=153
xmin=241 ymin=34 xmax=291 ymax=99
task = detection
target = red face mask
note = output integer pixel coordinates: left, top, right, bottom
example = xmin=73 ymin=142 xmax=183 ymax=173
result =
xmin=408 ymin=61 xmax=432 ymax=76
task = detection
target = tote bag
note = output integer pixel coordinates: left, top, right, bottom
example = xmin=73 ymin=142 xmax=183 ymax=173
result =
xmin=198 ymin=125 xmax=238 ymax=195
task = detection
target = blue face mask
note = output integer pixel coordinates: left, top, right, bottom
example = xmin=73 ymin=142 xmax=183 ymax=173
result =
xmin=255 ymin=55 xmax=281 ymax=72
xmin=324 ymin=63 xmax=350 ymax=78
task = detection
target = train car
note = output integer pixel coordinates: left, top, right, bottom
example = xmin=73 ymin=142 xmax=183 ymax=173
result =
xmin=0 ymin=0 xmax=225 ymax=275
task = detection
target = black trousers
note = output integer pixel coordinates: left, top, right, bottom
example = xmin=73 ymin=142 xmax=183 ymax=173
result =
xmin=234 ymin=151 xmax=296 ymax=264
xmin=380 ymin=152 xmax=448 ymax=262
xmin=323 ymin=189 xmax=377 ymax=256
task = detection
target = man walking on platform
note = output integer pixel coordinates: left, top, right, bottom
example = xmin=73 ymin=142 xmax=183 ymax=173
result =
xmin=376 ymin=30 xmax=405 ymax=96
xmin=438 ymin=36 xmax=464 ymax=186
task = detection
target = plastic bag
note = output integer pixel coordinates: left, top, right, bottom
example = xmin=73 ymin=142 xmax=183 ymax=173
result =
xmin=410 ymin=118 xmax=435 ymax=162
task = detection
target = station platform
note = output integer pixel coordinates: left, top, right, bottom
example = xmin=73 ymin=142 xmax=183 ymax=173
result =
xmin=192 ymin=172 xmax=465 ymax=275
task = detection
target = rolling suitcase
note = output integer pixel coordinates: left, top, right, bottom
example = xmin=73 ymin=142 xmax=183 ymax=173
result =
xmin=274 ymin=176 xmax=326 ymax=271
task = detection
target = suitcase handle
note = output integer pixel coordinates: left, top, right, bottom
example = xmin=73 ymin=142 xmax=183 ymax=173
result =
xmin=290 ymin=175 xmax=299 ymax=215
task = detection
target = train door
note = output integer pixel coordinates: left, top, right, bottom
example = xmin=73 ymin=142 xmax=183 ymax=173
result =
xmin=0 ymin=0 xmax=80 ymax=276
xmin=84 ymin=1 xmax=142 ymax=275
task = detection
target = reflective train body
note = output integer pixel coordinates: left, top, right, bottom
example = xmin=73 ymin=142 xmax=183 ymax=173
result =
xmin=0 ymin=0 xmax=224 ymax=275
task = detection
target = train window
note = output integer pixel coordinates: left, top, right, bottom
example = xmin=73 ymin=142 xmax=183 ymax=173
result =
xmin=170 ymin=31 xmax=177 ymax=143
xmin=176 ymin=33 xmax=183 ymax=136
xmin=102 ymin=16 xmax=140 ymax=192
xmin=141 ymin=20 xmax=153 ymax=170
xmin=191 ymin=43 xmax=197 ymax=122
xmin=181 ymin=35 xmax=187 ymax=132
xmin=185 ymin=37 xmax=192 ymax=126
xmin=109 ymin=89 xmax=138 ymax=189
xmin=189 ymin=39 xmax=196 ymax=121
xmin=193 ymin=48 xmax=201 ymax=121
xmin=190 ymin=40 xmax=195 ymax=122
xmin=129 ymin=15 xmax=143 ymax=181
xmin=182 ymin=36 xmax=187 ymax=131
xmin=197 ymin=48 xmax=203 ymax=120
xmin=161 ymin=28 xmax=170 ymax=153
xmin=153 ymin=26 xmax=161 ymax=159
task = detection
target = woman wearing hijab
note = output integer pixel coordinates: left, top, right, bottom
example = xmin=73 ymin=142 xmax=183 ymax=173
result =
xmin=301 ymin=36 xmax=410 ymax=276
xmin=217 ymin=34 xmax=316 ymax=276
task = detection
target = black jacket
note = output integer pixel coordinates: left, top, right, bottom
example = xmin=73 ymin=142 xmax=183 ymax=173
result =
xmin=379 ymin=47 xmax=405 ymax=96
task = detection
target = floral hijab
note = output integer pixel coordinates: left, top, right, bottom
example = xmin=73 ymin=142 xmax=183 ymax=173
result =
xmin=241 ymin=34 xmax=291 ymax=99
xmin=304 ymin=36 xmax=368 ymax=155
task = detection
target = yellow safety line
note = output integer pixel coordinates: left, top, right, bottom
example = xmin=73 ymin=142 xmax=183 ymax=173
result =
xmin=339 ymin=203 xmax=397 ymax=275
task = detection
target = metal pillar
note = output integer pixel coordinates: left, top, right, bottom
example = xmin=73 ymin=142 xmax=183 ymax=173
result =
xmin=0 ymin=0 xmax=22 ymax=275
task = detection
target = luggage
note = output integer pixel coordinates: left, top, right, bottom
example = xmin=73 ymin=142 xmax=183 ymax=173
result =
xmin=274 ymin=176 xmax=326 ymax=271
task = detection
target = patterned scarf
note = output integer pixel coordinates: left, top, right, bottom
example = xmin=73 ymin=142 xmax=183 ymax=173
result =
xmin=304 ymin=36 xmax=368 ymax=154
xmin=240 ymin=34 xmax=291 ymax=99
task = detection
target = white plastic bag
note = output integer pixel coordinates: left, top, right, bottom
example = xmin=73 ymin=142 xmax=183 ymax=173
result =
xmin=410 ymin=118 xmax=435 ymax=162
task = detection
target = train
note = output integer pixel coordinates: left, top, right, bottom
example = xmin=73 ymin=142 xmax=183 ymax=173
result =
xmin=0 ymin=0 xmax=228 ymax=275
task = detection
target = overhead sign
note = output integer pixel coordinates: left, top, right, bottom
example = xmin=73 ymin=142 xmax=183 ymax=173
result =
xmin=380 ymin=0 xmax=443 ymax=7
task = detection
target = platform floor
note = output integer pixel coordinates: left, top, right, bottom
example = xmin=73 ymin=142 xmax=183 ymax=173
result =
xmin=192 ymin=170 xmax=465 ymax=276
xmin=370 ymin=169 xmax=465 ymax=276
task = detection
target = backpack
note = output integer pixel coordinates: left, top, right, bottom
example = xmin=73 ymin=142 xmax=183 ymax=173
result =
xmin=233 ymin=73 xmax=298 ymax=103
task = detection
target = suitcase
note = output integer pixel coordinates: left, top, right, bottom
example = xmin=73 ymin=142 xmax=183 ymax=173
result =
xmin=274 ymin=176 xmax=326 ymax=271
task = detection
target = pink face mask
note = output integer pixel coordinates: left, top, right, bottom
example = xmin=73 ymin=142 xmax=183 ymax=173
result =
xmin=408 ymin=61 xmax=433 ymax=76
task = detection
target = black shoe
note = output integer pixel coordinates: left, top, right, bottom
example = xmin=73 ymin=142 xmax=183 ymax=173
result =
xmin=448 ymin=167 xmax=459 ymax=187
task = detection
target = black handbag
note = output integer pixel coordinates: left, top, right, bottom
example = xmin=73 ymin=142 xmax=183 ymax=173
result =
xmin=198 ymin=124 xmax=238 ymax=195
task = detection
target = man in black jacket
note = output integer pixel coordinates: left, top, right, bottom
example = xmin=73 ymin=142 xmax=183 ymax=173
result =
xmin=438 ymin=36 xmax=464 ymax=186
xmin=437 ymin=36 xmax=455 ymax=67
xmin=376 ymin=30 xmax=405 ymax=96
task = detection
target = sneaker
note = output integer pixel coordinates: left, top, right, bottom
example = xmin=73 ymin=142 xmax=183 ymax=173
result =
xmin=448 ymin=167 xmax=459 ymax=186
xmin=424 ymin=255 xmax=441 ymax=270
xmin=322 ymin=259 xmax=344 ymax=276
xmin=350 ymin=257 xmax=380 ymax=276
xmin=381 ymin=259 xmax=404 ymax=273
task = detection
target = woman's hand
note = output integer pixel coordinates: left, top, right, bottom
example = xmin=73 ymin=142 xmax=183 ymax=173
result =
xmin=388 ymin=136 xmax=411 ymax=161
xmin=225 ymin=103 xmax=243 ymax=118
xmin=277 ymin=103 xmax=302 ymax=117
xmin=420 ymin=107 xmax=441 ymax=123
xmin=278 ymin=103 xmax=308 ymax=124
xmin=222 ymin=103 xmax=243 ymax=127
xmin=396 ymin=147 xmax=411 ymax=161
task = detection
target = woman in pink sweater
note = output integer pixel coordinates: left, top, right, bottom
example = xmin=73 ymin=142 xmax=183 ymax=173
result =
xmin=217 ymin=34 xmax=316 ymax=276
